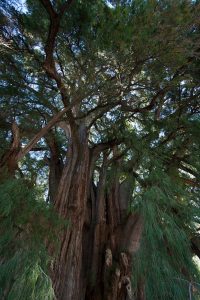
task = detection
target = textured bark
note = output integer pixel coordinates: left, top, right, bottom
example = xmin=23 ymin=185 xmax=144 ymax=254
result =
xmin=0 ymin=121 xmax=144 ymax=299
xmin=34 ymin=4 xmax=144 ymax=296
xmin=48 ymin=128 xmax=144 ymax=300
xmin=0 ymin=122 xmax=20 ymax=177
xmin=51 ymin=124 xmax=90 ymax=300
xmin=137 ymin=279 xmax=146 ymax=300
xmin=46 ymin=135 xmax=63 ymax=203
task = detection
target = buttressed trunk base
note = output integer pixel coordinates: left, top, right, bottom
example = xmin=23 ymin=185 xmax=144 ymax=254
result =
xmin=50 ymin=130 xmax=143 ymax=300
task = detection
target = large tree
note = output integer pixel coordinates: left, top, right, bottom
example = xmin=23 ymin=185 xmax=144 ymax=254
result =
xmin=0 ymin=0 xmax=200 ymax=299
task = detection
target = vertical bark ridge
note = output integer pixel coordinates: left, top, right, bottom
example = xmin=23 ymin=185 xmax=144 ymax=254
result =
xmin=52 ymin=125 xmax=90 ymax=300
xmin=86 ymin=172 xmax=144 ymax=300
xmin=0 ymin=122 xmax=21 ymax=176
xmin=50 ymin=133 xmax=144 ymax=299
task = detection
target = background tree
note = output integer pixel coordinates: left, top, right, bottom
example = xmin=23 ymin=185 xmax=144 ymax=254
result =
xmin=0 ymin=0 xmax=200 ymax=299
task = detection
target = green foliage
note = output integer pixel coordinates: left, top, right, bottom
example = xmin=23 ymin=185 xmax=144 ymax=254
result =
xmin=0 ymin=178 xmax=66 ymax=300
xmin=0 ymin=250 xmax=54 ymax=300
xmin=0 ymin=0 xmax=200 ymax=298
xmin=131 ymin=162 xmax=200 ymax=299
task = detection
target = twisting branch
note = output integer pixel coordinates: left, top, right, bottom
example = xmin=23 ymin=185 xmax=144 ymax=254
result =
xmin=121 ymin=89 xmax=165 ymax=114
xmin=40 ymin=0 xmax=76 ymax=125
xmin=40 ymin=0 xmax=59 ymax=68
xmin=40 ymin=0 xmax=74 ymax=69
xmin=17 ymin=91 xmax=85 ymax=162
xmin=40 ymin=0 xmax=57 ymax=18
xmin=17 ymin=107 xmax=69 ymax=160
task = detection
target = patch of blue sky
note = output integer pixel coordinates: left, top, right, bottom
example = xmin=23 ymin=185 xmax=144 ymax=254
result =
xmin=13 ymin=0 xmax=27 ymax=13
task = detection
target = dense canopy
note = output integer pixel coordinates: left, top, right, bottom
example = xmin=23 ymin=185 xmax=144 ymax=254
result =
xmin=0 ymin=0 xmax=200 ymax=299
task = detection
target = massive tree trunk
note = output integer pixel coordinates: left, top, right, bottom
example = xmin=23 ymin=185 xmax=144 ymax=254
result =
xmin=51 ymin=124 xmax=90 ymax=300
xmin=0 ymin=121 xmax=144 ymax=300
xmin=0 ymin=117 xmax=143 ymax=300
xmin=50 ymin=130 xmax=144 ymax=300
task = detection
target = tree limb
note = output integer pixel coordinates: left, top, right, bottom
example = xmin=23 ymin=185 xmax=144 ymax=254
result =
xmin=17 ymin=107 xmax=69 ymax=160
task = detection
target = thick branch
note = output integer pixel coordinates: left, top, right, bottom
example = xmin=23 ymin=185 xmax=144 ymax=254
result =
xmin=40 ymin=0 xmax=74 ymax=68
xmin=91 ymin=139 xmax=122 ymax=157
xmin=40 ymin=0 xmax=76 ymax=125
xmin=85 ymin=100 xmax=122 ymax=128
xmin=40 ymin=0 xmax=59 ymax=68
xmin=121 ymin=89 xmax=165 ymax=114
xmin=40 ymin=0 xmax=57 ymax=18
xmin=0 ymin=122 xmax=21 ymax=174
xmin=17 ymin=107 xmax=69 ymax=161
